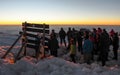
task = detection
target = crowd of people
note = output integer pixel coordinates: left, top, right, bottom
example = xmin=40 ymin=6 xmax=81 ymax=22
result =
xmin=36 ymin=27 xmax=119 ymax=66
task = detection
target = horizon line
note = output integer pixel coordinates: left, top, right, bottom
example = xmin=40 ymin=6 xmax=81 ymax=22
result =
xmin=0 ymin=24 xmax=120 ymax=26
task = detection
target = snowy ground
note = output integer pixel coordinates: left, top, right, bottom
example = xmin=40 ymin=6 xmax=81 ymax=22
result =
xmin=0 ymin=46 xmax=120 ymax=75
xmin=0 ymin=34 xmax=120 ymax=75
xmin=0 ymin=52 xmax=120 ymax=75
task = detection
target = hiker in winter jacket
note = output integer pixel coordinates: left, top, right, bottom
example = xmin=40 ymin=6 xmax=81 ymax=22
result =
xmin=98 ymin=29 xmax=110 ymax=66
xmin=112 ymin=32 xmax=119 ymax=60
xmin=77 ymin=29 xmax=83 ymax=54
xmin=83 ymin=31 xmax=93 ymax=64
xmin=59 ymin=28 xmax=66 ymax=47
xmin=48 ymin=34 xmax=59 ymax=57
xmin=69 ymin=38 xmax=76 ymax=63
xmin=67 ymin=27 xmax=73 ymax=50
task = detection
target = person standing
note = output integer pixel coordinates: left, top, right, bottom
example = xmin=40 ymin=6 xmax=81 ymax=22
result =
xmin=69 ymin=38 xmax=76 ymax=63
xmin=48 ymin=34 xmax=59 ymax=57
xmin=71 ymin=28 xmax=77 ymax=45
xmin=99 ymin=29 xmax=110 ymax=66
xmin=109 ymin=29 xmax=115 ymax=46
xmin=77 ymin=29 xmax=83 ymax=54
xmin=59 ymin=28 xmax=66 ymax=47
xmin=89 ymin=32 xmax=95 ymax=61
xmin=112 ymin=32 xmax=119 ymax=60
xmin=67 ymin=27 xmax=72 ymax=50
xmin=83 ymin=31 xmax=93 ymax=64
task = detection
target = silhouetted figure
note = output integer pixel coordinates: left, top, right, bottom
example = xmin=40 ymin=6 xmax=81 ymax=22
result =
xmin=69 ymin=38 xmax=76 ymax=63
xmin=48 ymin=34 xmax=59 ymax=57
xmin=98 ymin=29 xmax=110 ymax=66
xmin=59 ymin=28 xmax=66 ymax=47
xmin=112 ymin=32 xmax=119 ymax=60
xmin=89 ymin=32 xmax=95 ymax=61
xmin=96 ymin=28 xmax=102 ymax=55
xmin=77 ymin=29 xmax=83 ymax=54
xmin=109 ymin=29 xmax=115 ymax=45
xmin=83 ymin=31 xmax=93 ymax=64
xmin=92 ymin=28 xmax=98 ymax=55
xmin=71 ymin=28 xmax=77 ymax=45
xmin=67 ymin=27 xmax=73 ymax=50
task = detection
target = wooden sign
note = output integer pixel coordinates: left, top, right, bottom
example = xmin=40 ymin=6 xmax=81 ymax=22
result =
xmin=23 ymin=23 xmax=49 ymax=28
xmin=2 ymin=22 xmax=50 ymax=62
xmin=25 ymin=27 xmax=49 ymax=34
xmin=22 ymin=22 xmax=50 ymax=58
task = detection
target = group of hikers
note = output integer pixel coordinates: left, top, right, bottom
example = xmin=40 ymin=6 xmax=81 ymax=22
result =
xmin=27 ymin=26 xmax=119 ymax=66
xmin=46 ymin=27 xmax=119 ymax=66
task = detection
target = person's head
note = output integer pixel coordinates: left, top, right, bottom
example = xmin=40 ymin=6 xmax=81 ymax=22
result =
xmin=61 ymin=27 xmax=63 ymax=30
xmin=93 ymin=28 xmax=96 ymax=32
xmin=72 ymin=28 xmax=75 ymax=31
xmin=103 ymin=29 xmax=107 ymax=33
xmin=68 ymin=27 xmax=71 ymax=31
xmin=111 ymin=29 xmax=114 ymax=31
xmin=98 ymin=27 xmax=101 ymax=30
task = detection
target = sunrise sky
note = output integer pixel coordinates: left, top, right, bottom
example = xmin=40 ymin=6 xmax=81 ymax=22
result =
xmin=0 ymin=0 xmax=120 ymax=25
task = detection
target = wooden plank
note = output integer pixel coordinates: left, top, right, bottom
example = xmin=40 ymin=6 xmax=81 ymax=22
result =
xmin=26 ymin=28 xmax=49 ymax=34
xmin=26 ymin=33 xmax=37 ymax=38
xmin=19 ymin=31 xmax=37 ymax=38
xmin=24 ymin=23 xmax=49 ymax=28
xmin=27 ymin=41 xmax=48 ymax=49
xmin=26 ymin=44 xmax=37 ymax=49
xmin=27 ymin=38 xmax=49 ymax=44
xmin=40 ymin=37 xmax=49 ymax=41
xmin=27 ymin=38 xmax=49 ymax=45
xmin=26 ymin=33 xmax=49 ymax=39
xmin=45 ymin=37 xmax=49 ymax=41
xmin=19 ymin=31 xmax=50 ymax=39
xmin=27 ymin=39 xmax=38 ymax=44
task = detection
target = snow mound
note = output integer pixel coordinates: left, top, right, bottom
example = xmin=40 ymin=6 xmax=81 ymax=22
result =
xmin=0 ymin=56 xmax=120 ymax=75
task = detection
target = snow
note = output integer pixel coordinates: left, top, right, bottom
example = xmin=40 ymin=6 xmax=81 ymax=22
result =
xmin=0 ymin=44 xmax=120 ymax=75
xmin=0 ymin=54 xmax=120 ymax=75
xmin=0 ymin=34 xmax=120 ymax=75
xmin=0 ymin=45 xmax=120 ymax=75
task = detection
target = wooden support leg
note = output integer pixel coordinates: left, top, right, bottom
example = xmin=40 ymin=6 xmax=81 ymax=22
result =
xmin=14 ymin=43 xmax=25 ymax=62
xmin=2 ymin=34 xmax=22 ymax=58
xmin=23 ymin=44 xmax=27 ymax=56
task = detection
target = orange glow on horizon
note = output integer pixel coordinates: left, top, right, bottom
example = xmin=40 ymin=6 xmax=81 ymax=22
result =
xmin=0 ymin=21 xmax=21 ymax=25
xmin=0 ymin=20 xmax=120 ymax=25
